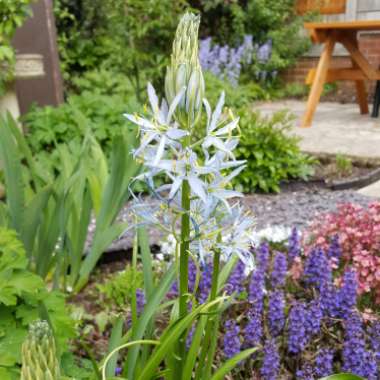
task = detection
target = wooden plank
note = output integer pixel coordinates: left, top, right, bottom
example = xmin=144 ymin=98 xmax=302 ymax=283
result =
xmin=301 ymin=34 xmax=336 ymax=128
xmin=305 ymin=68 xmax=380 ymax=84
xmin=339 ymin=34 xmax=380 ymax=80
xmin=305 ymin=20 xmax=380 ymax=31
xmin=296 ymin=0 xmax=346 ymax=15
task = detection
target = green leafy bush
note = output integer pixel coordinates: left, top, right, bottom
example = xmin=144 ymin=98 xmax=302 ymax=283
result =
xmin=54 ymin=0 xmax=187 ymax=98
xmin=22 ymin=88 xmax=140 ymax=171
xmin=204 ymin=72 xmax=269 ymax=108
xmin=0 ymin=228 xmax=74 ymax=379
xmin=97 ymin=266 xmax=144 ymax=307
xmin=233 ymin=109 xmax=316 ymax=193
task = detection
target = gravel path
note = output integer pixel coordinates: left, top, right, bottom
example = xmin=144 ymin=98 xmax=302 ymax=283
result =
xmin=90 ymin=182 xmax=378 ymax=253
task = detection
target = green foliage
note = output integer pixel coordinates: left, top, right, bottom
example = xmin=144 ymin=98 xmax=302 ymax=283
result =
xmin=54 ymin=0 xmax=308 ymax=97
xmin=97 ymin=266 xmax=144 ymax=307
xmin=22 ymin=80 xmax=140 ymax=172
xmin=20 ymin=320 xmax=60 ymax=380
xmin=204 ymin=72 xmax=269 ymax=108
xmin=0 ymin=228 xmax=74 ymax=379
xmin=0 ymin=0 xmax=33 ymax=95
xmin=54 ymin=0 xmax=188 ymax=99
xmin=335 ymin=154 xmax=353 ymax=176
xmin=233 ymin=109 xmax=316 ymax=193
xmin=0 ymin=113 xmax=139 ymax=290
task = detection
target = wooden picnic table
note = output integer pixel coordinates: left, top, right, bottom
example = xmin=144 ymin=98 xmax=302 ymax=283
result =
xmin=302 ymin=20 xmax=380 ymax=128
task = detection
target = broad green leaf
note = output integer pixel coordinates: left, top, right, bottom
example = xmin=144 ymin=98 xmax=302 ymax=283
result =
xmin=105 ymin=316 xmax=124 ymax=378
xmin=0 ymin=116 xmax=25 ymax=232
xmin=319 ymin=375 xmax=364 ymax=380
xmin=182 ymin=317 xmax=207 ymax=380
xmin=139 ymin=227 xmax=154 ymax=300
xmin=125 ymin=265 xmax=176 ymax=379
xmin=136 ymin=299 xmax=227 ymax=380
xmin=209 ymin=348 xmax=258 ymax=380
xmin=77 ymin=222 xmax=129 ymax=291
xmin=20 ymin=185 xmax=52 ymax=256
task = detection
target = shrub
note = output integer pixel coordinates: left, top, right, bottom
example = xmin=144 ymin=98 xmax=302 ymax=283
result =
xmin=233 ymin=109 xmax=315 ymax=193
xmin=0 ymin=228 xmax=74 ymax=378
xmin=22 ymin=89 xmax=140 ymax=171
xmin=303 ymin=202 xmax=380 ymax=306
xmin=97 ymin=266 xmax=144 ymax=308
xmin=204 ymin=71 xmax=268 ymax=108
xmin=54 ymin=0 xmax=187 ymax=98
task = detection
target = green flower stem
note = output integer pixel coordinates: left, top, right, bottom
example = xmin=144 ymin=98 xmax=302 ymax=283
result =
xmin=179 ymin=178 xmax=191 ymax=318
xmin=194 ymin=248 xmax=221 ymax=379
xmin=131 ymin=232 xmax=138 ymax=330
xmin=177 ymin=177 xmax=191 ymax=371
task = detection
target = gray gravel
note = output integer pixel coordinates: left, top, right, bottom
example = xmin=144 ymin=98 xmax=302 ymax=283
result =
xmin=241 ymin=187 xmax=376 ymax=230
xmin=89 ymin=183 xmax=378 ymax=253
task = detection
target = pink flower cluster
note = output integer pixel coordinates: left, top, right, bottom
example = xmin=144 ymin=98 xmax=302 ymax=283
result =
xmin=303 ymin=202 xmax=380 ymax=303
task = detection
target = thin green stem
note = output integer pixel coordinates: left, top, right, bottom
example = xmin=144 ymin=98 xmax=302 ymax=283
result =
xmin=176 ymin=178 xmax=191 ymax=372
xmin=131 ymin=232 xmax=138 ymax=332
xmin=179 ymin=179 xmax=191 ymax=317
xmin=194 ymin=248 xmax=221 ymax=379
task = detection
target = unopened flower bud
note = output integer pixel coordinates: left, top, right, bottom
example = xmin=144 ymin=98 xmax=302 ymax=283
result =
xmin=21 ymin=320 xmax=60 ymax=380
xmin=165 ymin=12 xmax=204 ymax=128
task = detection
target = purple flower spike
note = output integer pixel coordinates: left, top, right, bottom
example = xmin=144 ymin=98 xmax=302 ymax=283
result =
xmin=288 ymin=302 xmax=308 ymax=354
xmin=136 ymin=288 xmax=145 ymax=315
xmin=296 ymin=362 xmax=314 ymax=380
xmin=288 ymin=227 xmax=301 ymax=263
xmin=244 ymin=310 xmax=262 ymax=348
xmin=320 ymin=281 xmax=340 ymax=318
xmin=257 ymin=241 xmax=270 ymax=271
xmin=338 ymin=268 xmax=357 ymax=318
xmin=268 ymin=290 xmax=285 ymax=337
xmin=226 ymin=259 xmax=245 ymax=295
xmin=261 ymin=339 xmax=280 ymax=380
xmin=327 ymin=234 xmax=342 ymax=261
xmin=271 ymin=251 xmax=287 ymax=288
xmin=303 ymin=247 xmax=331 ymax=291
xmin=198 ymin=262 xmax=213 ymax=304
xmin=248 ymin=268 xmax=265 ymax=314
xmin=167 ymin=257 xmax=198 ymax=299
xmin=342 ymin=311 xmax=377 ymax=379
xmin=223 ymin=320 xmax=241 ymax=359
xmin=257 ymin=40 xmax=272 ymax=63
xmin=315 ymin=348 xmax=334 ymax=378
xmin=186 ymin=325 xmax=195 ymax=350
xmin=306 ymin=299 xmax=322 ymax=336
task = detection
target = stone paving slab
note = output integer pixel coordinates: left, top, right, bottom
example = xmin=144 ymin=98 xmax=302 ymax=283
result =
xmin=255 ymin=100 xmax=380 ymax=162
xmin=357 ymin=180 xmax=380 ymax=198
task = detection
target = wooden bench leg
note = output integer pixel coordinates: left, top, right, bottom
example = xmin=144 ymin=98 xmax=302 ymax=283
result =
xmin=301 ymin=35 xmax=335 ymax=128
xmin=349 ymin=35 xmax=369 ymax=114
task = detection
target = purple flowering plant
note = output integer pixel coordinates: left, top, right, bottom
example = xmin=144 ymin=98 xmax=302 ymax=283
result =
xmin=215 ymin=237 xmax=377 ymax=379
xmin=199 ymin=35 xmax=274 ymax=86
